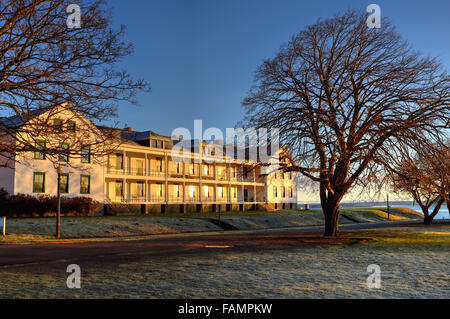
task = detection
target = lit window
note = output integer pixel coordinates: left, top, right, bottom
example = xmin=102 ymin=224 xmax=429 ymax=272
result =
xmin=115 ymin=181 xmax=123 ymax=197
xmin=33 ymin=172 xmax=45 ymax=193
xmin=59 ymin=173 xmax=69 ymax=194
xmin=115 ymin=154 xmax=124 ymax=169
xmin=58 ymin=143 xmax=70 ymax=162
xmin=81 ymin=146 xmax=91 ymax=163
xmin=136 ymin=182 xmax=144 ymax=197
xmin=189 ymin=185 xmax=195 ymax=198
xmin=156 ymin=183 xmax=163 ymax=197
xmin=156 ymin=158 xmax=163 ymax=172
xmin=34 ymin=140 xmax=46 ymax=160
xmin=80 ymin=175 xmax=90 ymax=194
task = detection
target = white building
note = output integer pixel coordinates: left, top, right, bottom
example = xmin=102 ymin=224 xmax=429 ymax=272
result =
xmin=0 ymin=105 xmax=298 ymax=214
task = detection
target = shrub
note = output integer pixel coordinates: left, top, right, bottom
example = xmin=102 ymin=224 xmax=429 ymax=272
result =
xmin=0 ymin=188 xmax=99 ymax=218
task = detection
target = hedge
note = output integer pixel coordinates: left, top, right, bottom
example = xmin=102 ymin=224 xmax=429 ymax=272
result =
xmin=0 ymin=188 xmax=99 ymax=218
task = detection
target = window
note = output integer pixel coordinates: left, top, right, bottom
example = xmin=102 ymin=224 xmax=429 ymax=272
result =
xmin=175 ymin=162 xmax=181 ymax=173
xmin=34 ymin=140 xmax=46 ymax=160
xmin=80 ymin=175 xmax=91 ymax=194
xmin=136 ymin=182 xmax=144 ymax=197
xmin=115 ymin=154 xmax=124 ymax=169
xmin=175 ymin=185 xmax=181 ymax=197
xmin=290 ymin=187 xmax=293 ymax=198
xmin=273 ymin=186 xmax=277 ymax=198
xmin=155 ymin=158 xmax=163 ymax=172
xmin=59 ymin=173 xmax=69 ymax=194
xmin=189 ymin=185 xmax=196 ymax=198
xmin=282 ymin=186 xmax=286 ymax=198
xmin=81 ymin=146 xmax=91 ymax=163
xmin=232 ymin=187 xmax=237 ymax=199
xmin=58 ymin=143 xmax=70 ymax=162
xmin=33 ymin=172 xmax=45 ymax=193
xmin=203 ymin=164 xmax=209 ymax=176
xmin=136 ymin=160 xmax=144 ymax=176
xmin=190 ymin=164 xmax=195 ymax=175
xmin=152 ymin=140 xmax=164 ymax=149
xmin=230 ymin=167 xmax=236 ymax=178
xmin=115 ymin=181 xmax=123 ymax=197
xmin=203 ymin=185 xmax=210 ymax=197
xmin=66 ymin=121 xmax=76 ymax=132
xmin=53 ymin=119 xmax=63 ymax=131
xmin=156 ymin=183 xmax=163 ymax=198
xmin=218 ymin=187 xmax=224 ymax=198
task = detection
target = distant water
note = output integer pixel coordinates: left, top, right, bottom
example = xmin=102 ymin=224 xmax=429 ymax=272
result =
xmin=390 ymin=204 xmax=449 ymax=220
xmin=300 ymin=202 xmax=449 ymax=220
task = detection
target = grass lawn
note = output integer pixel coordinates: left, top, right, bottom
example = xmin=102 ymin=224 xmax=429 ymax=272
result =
xmin=0 ymin=223 xmax=448 ymax=298
xmin=0 ymin=207 xmax=422 ymax=242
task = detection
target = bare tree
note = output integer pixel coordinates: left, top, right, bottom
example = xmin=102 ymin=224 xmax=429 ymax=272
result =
xmin=0 ymin=0 xmax=150 ymax=166
xmin=242 ymin=10 xmax=450 ymax=236
xmin=386 ymin=140 xmax=447 ymax=224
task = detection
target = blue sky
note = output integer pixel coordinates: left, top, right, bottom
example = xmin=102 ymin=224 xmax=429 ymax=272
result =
xmin=106 ymin=0 xmax=450 ymax=136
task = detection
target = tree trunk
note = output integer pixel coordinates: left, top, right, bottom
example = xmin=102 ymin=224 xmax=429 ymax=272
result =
xmin=447 ymin=201 xmax=450 ymax=219
xmin=423 ymin=199 xmax=444 ymax=225
xmin=423 ymin=214 xmax=433 ymax=225
xmin=323 ymin=202 xmax=341 ymax=237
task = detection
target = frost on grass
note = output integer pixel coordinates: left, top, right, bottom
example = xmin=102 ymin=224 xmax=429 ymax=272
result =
xmin=0 ymin=226 xmax=448 ymax=299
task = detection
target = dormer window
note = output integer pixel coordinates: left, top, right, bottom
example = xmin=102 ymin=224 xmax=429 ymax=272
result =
xmin=152 ymin=139 xmax=164 ymax=149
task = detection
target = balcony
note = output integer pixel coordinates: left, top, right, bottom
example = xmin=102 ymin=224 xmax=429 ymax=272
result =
xmin=126 ymin=195 xmax=146 ymax=203
xmin=169 ymin=169 xmax=183 ymax=177
xmin=148 ymin=170 xmax=165 ymax=178
xmin=127 ymin=168 xmax=146 ymax=177
xmin=185 ymin=171 xmax=199 ymax=179
xmin=168 ymin=196 xmax=183 ymax=203
xmin=217 ymin=173 xmax=228 ymax=181
xmin=149 ymin=195 xmax=165 ymax=202
xmin=184 ymin=195 xmax=199 ymax=202
xmin=106 ymin=167 xmax=125 ymax=175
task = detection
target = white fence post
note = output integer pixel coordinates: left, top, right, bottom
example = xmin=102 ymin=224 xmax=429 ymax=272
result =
xmin=1 ymin=216 xmax=5 ymax=236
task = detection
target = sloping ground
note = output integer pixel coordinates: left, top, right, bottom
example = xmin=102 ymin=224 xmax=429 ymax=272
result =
xmin=219 ymin=211 xmax=353 ymax=230
xmin=1 ymin=208 xmax=423 ymax=241
xmin=2 ymin=217 xmax=223 ymax=241
xmin=340 ymin=207 xmax=423 ymax=223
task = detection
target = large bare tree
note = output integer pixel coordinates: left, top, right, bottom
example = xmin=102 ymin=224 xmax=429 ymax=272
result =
xmin=0 ymin=0 xmax=150 ymax=166
xmin=242 ymin=10 xmax=450 ymax=236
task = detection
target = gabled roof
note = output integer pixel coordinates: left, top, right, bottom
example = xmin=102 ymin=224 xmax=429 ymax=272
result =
xmin=0 ymin=107 xmax=51 ymax=128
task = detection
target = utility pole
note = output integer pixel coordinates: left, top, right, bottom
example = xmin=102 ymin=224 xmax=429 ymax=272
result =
xmin=387 ymin=193 xmax=390 ymax=221
xmin=56 ymin=165 xmax=62 ymax=238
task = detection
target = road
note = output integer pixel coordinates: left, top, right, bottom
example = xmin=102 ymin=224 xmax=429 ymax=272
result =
xmin=1 ymin=220 xmax=437 ymax=274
